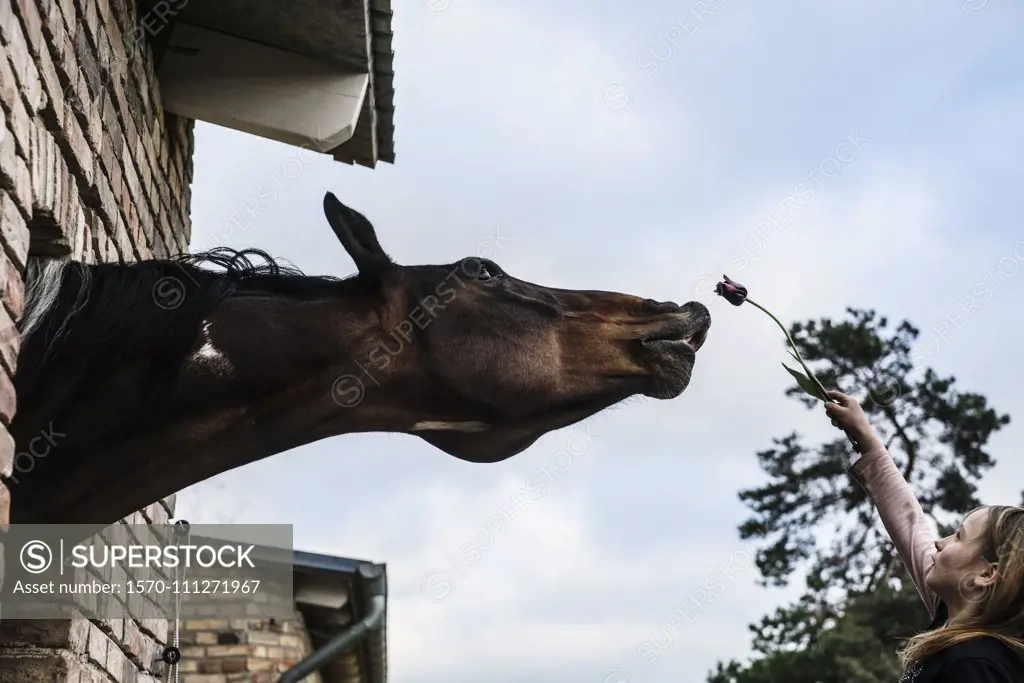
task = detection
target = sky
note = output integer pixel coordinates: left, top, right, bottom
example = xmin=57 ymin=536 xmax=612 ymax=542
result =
xmin=175 ymin=1 xmax=1024 ymax=681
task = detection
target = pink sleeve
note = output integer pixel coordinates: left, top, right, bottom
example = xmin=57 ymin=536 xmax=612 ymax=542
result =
xmin=849 ymin=443 xmax=941 ymax=618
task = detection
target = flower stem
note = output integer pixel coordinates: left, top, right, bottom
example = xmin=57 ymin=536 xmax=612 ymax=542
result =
xmin=745 ymin=297 xmax=861 ymax=450
xmin=745 ymin=298 xmax=834 ymax=403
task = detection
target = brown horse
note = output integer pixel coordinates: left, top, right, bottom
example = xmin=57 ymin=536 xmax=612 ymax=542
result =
xmin=6 ymin=192 xmax=711 ymax=525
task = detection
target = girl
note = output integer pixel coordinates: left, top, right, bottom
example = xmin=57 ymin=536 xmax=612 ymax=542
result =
xmin=825 ymin=389 xmax=1024 ymax=682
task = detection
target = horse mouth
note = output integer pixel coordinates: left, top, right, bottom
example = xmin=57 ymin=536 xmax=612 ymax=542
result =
xmin=639 ymin=303 xmax=711 ymax=351
xmin=637 ymin=304 xmax=711 ymax=398
xmin=640 ymin=322 xmax=709 ymax=352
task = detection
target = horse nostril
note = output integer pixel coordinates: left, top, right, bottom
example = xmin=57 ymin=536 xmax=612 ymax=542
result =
xmin=645 ymin=299 xmax=680 ymax=314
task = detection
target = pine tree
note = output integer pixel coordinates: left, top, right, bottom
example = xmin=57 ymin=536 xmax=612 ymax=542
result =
xmin=707 ymin=308 xmax=1010 ymax=682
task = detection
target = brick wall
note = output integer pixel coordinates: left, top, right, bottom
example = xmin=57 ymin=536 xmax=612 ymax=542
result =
xmin=180 ymin=615 xmax=322 ymax=683
xmin=0 ymin=0 xmax=194 ymax=679
xmin=0 ymin=499 xmax=178 ymax=683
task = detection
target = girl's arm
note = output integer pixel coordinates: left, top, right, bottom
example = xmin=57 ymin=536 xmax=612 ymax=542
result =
xmin=848 ymin=442 xmax=941 ymax=618
xmin=825 ymin=391 xmax=941 ymax=618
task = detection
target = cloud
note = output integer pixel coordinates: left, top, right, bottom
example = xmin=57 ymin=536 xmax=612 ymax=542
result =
xmin=178 ymin=161 xmax=975 ymax=682
xmin=175 ymin=1 xmax=1024 ymax=682
xmin=391 ymin=2 xmax=683 ymax=183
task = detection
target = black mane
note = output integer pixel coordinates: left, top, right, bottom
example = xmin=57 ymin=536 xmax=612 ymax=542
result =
xmin=16 ymin=247 xmax=352 ymax=417
xmin=173 ymin=247 xmax=348 ymax=293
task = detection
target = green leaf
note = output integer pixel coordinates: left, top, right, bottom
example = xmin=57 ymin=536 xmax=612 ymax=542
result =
xmin=781 ymin=362 xmax=828 ymax=402
xmin=786 ymin=349 xmax=832 ymax=402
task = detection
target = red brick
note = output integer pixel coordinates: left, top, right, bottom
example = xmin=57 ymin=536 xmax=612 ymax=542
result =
xmin=151 ymin=228 xmax=168 ymax=260
xmin=0 ymin=366 xmax=15 ymax=426
xmin=156 ymin=134 xmax=167 ymax=172
xmin=38 ymin=0 xmax=65 ymax=44
xmin=124 ymin=618 xmax=161 ymax=672
xmin=151 ymin=174 xmax=162 ymax=226
xmin=73 ymin=201 xmax=89 ymax=261
xmin=158 ymin=208 xmax=172 ymax=253
xmin=220 ymin=658 xmax=248 ymax=674
xmin=49 ymin=20 xmax=77 ymax=74
xmin=105 ymin=638 xmax=128 ymax=682
xmin=0 ymin=652 xmax=81 ymax=682
xmin=52 ymin=43 xmax=82 ymax=117
xmin=141 ymin=501 xmax=166 ymax=525
xmin=88 ymin=214 xmax=107 ymax=260
xmin=0 ymin=146 xmax=32 ymax=222
xmin=83 ymin=0 xmax=99 ymax=48
xmin=138 ymin=202 xmax=156 ymax=251
xmin=0 ymin=289 xmax=16 ymax=342
xmin=57 ymin=0 xmax=76 ymax=42
xmin=151 ymin=81 xmax=163 ymax=125
xmin=6 ymin=95 xmax=32 ymax=164
xmin=29 ymin=119 xmax=55 ymax=209
xmin=0 ymin=61 xmax=17 ymax=119
xmin=0 ymin=252 xmax=24 ymax=321
xmin=111 ymin=209 xmax=131 ymax=261
xmin=99 ymin=226 xmax=117 ymax=260
xmin=101 ymin=619 xmax=125 ymax=645
xmin=48 ymin=14 xmax=73 ymax=69
xmin=115 ymin=80 xmax=135 ymax=146
xmin=77 ymin=82 xmax=102 ymax=154
xmin=194 ymin=660 xmax=220 ymax=674
xmin=0 ymin=106 xmax=10 ymax=159
xmin=0 ymin=429 xmax=11 ymax=482
xmin=60 ymin=159 xmax=73 ymax=233
xmin=246 ymin=658 xmax=275 ymax=673
xmin=5 ymin=32 xmax=44 ymax=116
xmin=0 ymin=618 xmax=92 ymax=649
xmin=126 ymin=202 xmax=143 ymax=251
xmin=137 ymin=141 xmax=152 ymax=202
xmin=0 ymin=113 xmax=15 ymax=189
xmin=126 ymin=141 xmax=148 ymax=202
xmin=10 ymin=0 xmax=43 ymax=59
xmin=0 ymin=191 xmax=30 ymax=270
xmin=97 ymin=27 xmax=112 ymax=76
xmin=119 ymin=173 xmax=130 ymax=218
xmin=34 ymin=32 xmax=66 ymax=127
xmin=0 ymin=0 xmax=16 ymax=46
xmin=95 ymin=0 xmax=111 ymax=25
xmin=76 ymin=224 xmax=90 ymax=262
xmin=87 ymin=622 xmax=110 ymax=668
xmin=160 ymin=494 xmax=176 ymax=516
xmin=99 ymin=132 xmax=116 ymax=184
xmin=100 ymin=224 xmax=116 ymax=262
xmin=93 ymin=166 xmax=117 ymax=226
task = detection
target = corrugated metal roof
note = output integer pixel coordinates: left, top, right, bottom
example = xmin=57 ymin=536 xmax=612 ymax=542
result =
xmin=330 ymin=0 xmax=396 ymax=167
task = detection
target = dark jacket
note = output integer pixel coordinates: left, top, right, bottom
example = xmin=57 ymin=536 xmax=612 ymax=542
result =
xmin=899 ymin=604 xmax=1024 ymax=682
xmin=849 ymin=450 xmax=1024 ymax=682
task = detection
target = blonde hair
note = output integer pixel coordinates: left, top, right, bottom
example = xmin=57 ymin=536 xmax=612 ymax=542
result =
xmin=898 ymin=505 xmax=1024 ymax=672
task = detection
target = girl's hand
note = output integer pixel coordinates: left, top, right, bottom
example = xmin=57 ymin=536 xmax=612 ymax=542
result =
xmin=824 ymin=390 xmax=883 ymax=453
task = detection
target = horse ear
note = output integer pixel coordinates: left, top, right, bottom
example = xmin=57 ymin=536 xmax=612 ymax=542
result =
xmin=323 ymin=192 xmax=395 ymax=275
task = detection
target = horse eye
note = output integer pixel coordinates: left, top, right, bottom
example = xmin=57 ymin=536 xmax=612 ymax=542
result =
xmin=461 ymin=258 xmax=499 ymax=281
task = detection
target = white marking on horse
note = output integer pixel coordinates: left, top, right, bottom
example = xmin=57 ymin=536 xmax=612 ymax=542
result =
xmin=191 ymin=322 xmax=233 ymax=374
xmin=410 ymin=421 xmax=490 ymax=433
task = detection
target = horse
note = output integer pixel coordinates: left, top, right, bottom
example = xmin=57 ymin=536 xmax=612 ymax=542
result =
xmin=6 ymin=192 xmax=711 ymax=525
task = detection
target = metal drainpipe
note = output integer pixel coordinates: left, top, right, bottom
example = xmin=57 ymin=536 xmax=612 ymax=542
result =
xmin=277 ymin=562 xmax=387 ymax=683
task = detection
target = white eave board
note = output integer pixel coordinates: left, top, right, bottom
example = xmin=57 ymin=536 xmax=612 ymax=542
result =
xmin=294 ymin=582 xmax=351 ymax=611
xmin=158 ymin=22 xmax=369 ymax=153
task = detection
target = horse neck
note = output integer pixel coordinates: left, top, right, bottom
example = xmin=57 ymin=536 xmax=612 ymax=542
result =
xmin=8 ymin=281 xmax=414 ymax=525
